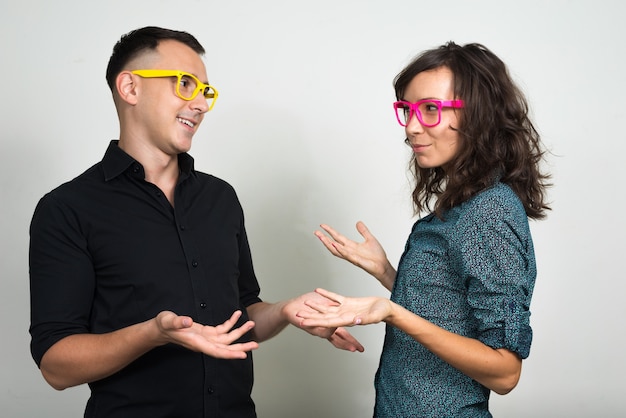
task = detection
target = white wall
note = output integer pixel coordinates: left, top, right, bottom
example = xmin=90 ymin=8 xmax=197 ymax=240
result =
xmin=1 ymin=0 xmax=625 ymax=416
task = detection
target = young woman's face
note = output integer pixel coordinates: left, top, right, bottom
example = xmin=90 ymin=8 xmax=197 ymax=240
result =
xmin=402 ymin=67 xmax=461 ymax=170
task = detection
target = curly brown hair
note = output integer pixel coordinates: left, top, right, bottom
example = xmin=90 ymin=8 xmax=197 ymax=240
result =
xmin=394 ymin=42 xmax=551 ymax=220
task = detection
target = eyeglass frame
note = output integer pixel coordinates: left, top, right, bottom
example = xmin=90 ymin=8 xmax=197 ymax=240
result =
xmin=393 ymin=99 xmax=464 ymax=127
xmin=131 ymin=69 xmax=219 ymax=111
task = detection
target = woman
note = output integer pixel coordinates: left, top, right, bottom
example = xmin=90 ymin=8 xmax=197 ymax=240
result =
xmin=298 ymin=42 xmax=550 ymax=417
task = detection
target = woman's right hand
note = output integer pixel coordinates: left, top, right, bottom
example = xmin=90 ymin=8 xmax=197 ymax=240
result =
xmin=314 ymin=221 xmax=396 ymax=290
xmin=298 ymin=288 xmax=393 ymax=328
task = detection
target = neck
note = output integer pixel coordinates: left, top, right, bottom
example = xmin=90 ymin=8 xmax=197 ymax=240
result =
xmin=118 ymin=138 xmax=180 ymax=205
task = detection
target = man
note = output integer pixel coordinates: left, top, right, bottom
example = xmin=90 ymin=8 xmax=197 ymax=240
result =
xmin=29 ymin=26 xmax=362 ymax=418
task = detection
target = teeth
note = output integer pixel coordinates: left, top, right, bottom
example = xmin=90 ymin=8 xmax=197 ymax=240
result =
xmin=177 ymin=118 xmax=195 ymax=128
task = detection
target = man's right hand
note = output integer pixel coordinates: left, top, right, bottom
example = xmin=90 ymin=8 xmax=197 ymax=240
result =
xmin=155 ymin=310 xmax=259 ymax=359
xmin=40 ymin=310 xmax=258 ymax=390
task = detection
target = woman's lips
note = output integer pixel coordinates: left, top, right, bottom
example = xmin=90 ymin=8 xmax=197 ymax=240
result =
xmin=411 ymin=144 xmax=429 ymax=153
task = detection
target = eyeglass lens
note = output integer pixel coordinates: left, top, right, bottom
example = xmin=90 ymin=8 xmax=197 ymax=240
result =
xmin=177 ymin=74 xmax=216 ymax=101
xmin=396 ymin=101 xmax=441 ymax=127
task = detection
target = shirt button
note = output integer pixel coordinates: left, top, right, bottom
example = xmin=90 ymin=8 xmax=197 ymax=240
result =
xmin=200 ymin=302 xmax=207 ymax=309
xmin=207 ymin=387 xmax=215 ymax=395
xmin=191 ymin=260 xmax=198 ymax=268
xmin=132 ymin=165 xmax=140 ymax=173
xmin=179 ymin=224 xmax=186 ymax=231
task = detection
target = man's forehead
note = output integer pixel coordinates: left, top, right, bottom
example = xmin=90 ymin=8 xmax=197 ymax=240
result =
xmin=153 ymin=40 xmax=208 ymax=78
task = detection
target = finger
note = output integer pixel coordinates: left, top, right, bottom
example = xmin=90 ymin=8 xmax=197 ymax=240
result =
xmin=210 ymin=341 xmax=259 ymax=359
xmin=296 ymin=304 xmax=323 ymax=314
xmin=224 ymin=320 xmax=256 ymax=342
xmin=171 ymin=314 xmax=194 ymax=330
xmin=314 ymin=231 xmax=342 ymax=256
xmin=333 ymin=327 xmax=365 ymax=352
xmin=302 ymin=300 xmax=331 ymax=314
xmin=227 ymin=341 xmax=259 ymax=353
xmin=210 ymin=319 xmax=256 ymax=347
xmin=296 ymin=309 xmax=314 ymax=319
xmin=300 ymin=317 xmax=337 ymax=328
xmin=330 ymin=241 xmax=345 ymax=258
xmin=306 ymin=290 xmax=342 ymax=307
xmin=355 ymin=221 xmax=374 ymax=240
xmin=213 ymin=310 xmax=244 ymax=333
xmin=303 ymin=325 xmax=336 ymax=339
xmin=319 ymin=224 xmax=347 ymax=245
xmin=158 ymin=311 xmax=192 ymax=331
xmin=314 ymin=288 xmax=344 ymax=305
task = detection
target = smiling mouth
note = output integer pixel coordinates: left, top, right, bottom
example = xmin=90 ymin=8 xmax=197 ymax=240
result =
xmin=411 ymin=144 xmax=429 ymax=152
xmin=177 ymin=117 xmax=195 ymax=128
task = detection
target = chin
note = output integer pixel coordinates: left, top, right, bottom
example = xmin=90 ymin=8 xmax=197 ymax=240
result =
xmin=415 ymin=159 xmax=436 ymax=169
xmin=173 ymin=138 xmax=193 ymax=154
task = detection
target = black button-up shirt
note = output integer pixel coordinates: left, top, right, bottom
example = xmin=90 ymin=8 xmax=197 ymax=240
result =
xmin=29 ymin=141 xmax=262 ymax=417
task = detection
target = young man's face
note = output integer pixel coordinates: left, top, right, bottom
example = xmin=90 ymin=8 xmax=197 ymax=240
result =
xmin=131 ymin=39 xmax=211 ymax=157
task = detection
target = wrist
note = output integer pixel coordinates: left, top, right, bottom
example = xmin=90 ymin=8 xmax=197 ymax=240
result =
xmin=383 ymin=300 xmax=399 ymax=324
xmin=377 ymin=262 xmax=397 ymax=289
xmin=150 ymin=314 xmax=171 ymax=347
xmin=277 ymin=300 xmax=292 ymax=322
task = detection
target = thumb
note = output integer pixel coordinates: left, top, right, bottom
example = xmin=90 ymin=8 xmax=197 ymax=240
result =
xmin=356 ymin=221 xmax=372 ymax=239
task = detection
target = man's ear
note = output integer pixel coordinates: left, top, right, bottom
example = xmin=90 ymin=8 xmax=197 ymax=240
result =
xmin=116 ymin=71 xmax=139 ymax=105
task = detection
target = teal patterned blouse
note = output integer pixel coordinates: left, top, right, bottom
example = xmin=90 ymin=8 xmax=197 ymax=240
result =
xmin=374 ymin=182 xmax=536 ymax=418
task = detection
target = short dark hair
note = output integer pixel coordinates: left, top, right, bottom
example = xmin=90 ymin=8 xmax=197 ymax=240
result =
xmin=105 ymin=26 xmax=205 ymax=92
xmin=394 ymin=42 xmax=550 ymax=219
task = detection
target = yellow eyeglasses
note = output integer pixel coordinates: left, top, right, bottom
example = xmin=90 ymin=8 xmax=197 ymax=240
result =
xmin=131 ymin=69 xmax=219 ymax=111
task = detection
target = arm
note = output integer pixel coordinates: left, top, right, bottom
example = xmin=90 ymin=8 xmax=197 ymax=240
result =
xmin=315 ymin=222 xmax=396 ymax=291
xmin=298 ymin=289 xmax=521 ymax=394
xmin=245 ymin=301 xmax=290 ymax=342
xmin=386 ymin=301 xmax=521 ymax=395
xmin=40 ymin=310 xmax=258 ymax=391
xmin=305 ymin=190 xmax=534 ymax=393
xmin=246 ymin=294 xmax=364 ymax=352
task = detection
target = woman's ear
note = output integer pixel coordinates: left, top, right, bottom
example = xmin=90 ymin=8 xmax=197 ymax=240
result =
xmin=116 ymin=71 xmax=139 ymax=105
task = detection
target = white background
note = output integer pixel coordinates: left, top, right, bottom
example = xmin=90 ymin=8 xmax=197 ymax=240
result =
xmin=1 ymin=1 xmax=625 ymax=417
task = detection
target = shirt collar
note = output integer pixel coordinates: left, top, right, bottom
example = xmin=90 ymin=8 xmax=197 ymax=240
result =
xmin=102 ymin=140 xmax=195 ymax=181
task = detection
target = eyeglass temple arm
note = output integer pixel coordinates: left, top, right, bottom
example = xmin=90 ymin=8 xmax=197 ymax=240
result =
xmin=443 ymin=100 xmax=464 ymax=108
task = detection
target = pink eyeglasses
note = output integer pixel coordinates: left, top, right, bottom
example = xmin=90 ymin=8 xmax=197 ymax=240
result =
xmin=393 ymin=100 xmax=464 ymax=127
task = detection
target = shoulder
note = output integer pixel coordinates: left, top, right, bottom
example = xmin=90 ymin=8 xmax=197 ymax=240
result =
xmin=190 ymin=171 xmax=245 ymax=213
xmin=193 ymin=171 xmax=238 ymax=196
xmin=36 ymin=162 xmax=102 ymax=207
xmin=449 ymin=183 xmax=530 ymax=244
xmin=195 ymin=171 xmax=232 ymax=188
xmin=462 ymin=183 xmax=526 ymax=221
xmin=30 ymin=164 xmax=103 ymax=236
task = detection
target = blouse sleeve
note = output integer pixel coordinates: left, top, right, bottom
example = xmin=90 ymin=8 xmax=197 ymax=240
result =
xmin=456 ymin=187 xmax=536 ymax=359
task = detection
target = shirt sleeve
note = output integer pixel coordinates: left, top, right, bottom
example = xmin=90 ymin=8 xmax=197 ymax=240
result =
xmin=225 ymin=186 xmax=262 ymax=310
xmin=29 ymin=192 xmax=95 ymax=367
xmin=236 ymin=220 xmax=262 ymax=309
xmin=456 ymin=189 xmax=536 ymax=359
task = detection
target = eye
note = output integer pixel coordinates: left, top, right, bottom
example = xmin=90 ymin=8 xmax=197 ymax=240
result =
xmin=203 ymin=86 xmax=215 ymax=99
xmin=179 ymin=75 xmax=197 ymax=92
xmin=397 ymin=104 xmax=411 ymax=120
xmin=423 ymin=102 xmax=439 ymax=112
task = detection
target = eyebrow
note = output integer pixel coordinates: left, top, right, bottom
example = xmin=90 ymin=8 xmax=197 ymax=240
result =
xmin=184 ymin=71 xmax=210 ymax=85
xmin=403 ymin=97 xmax=445 ymax=102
